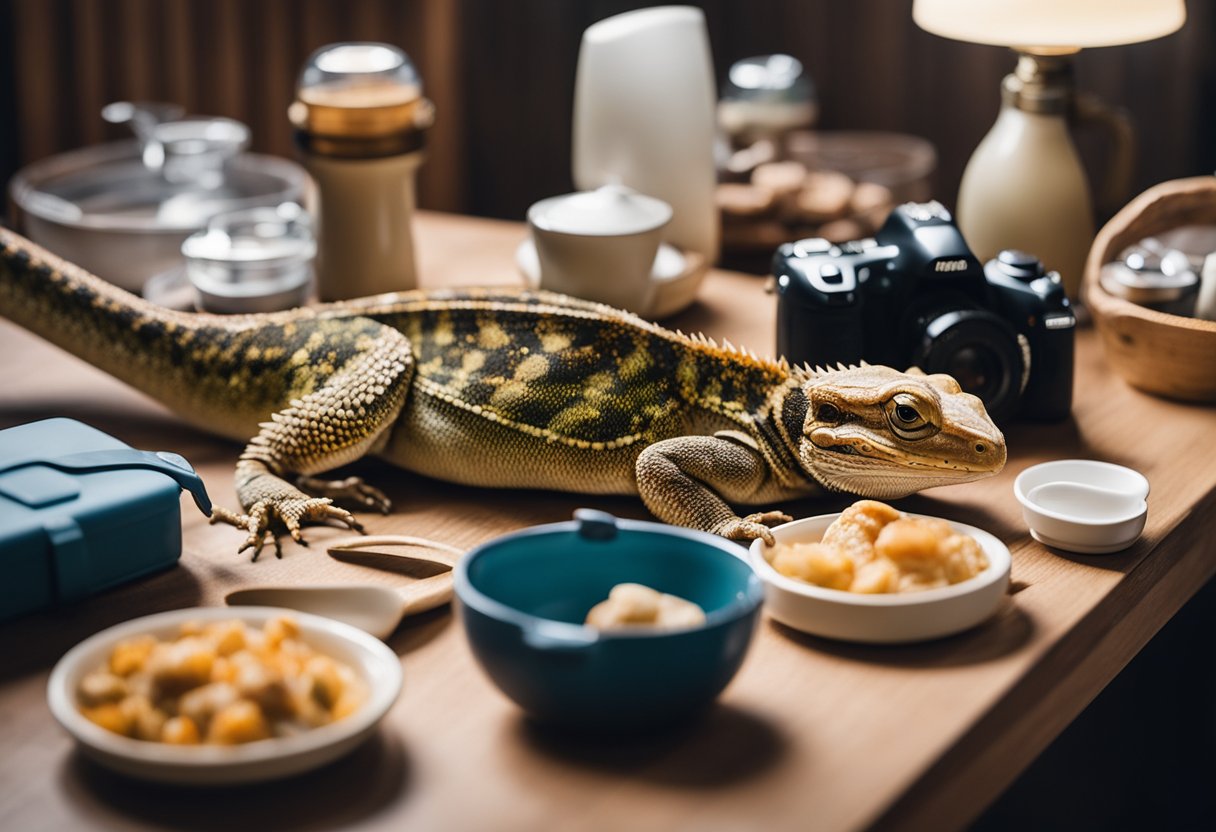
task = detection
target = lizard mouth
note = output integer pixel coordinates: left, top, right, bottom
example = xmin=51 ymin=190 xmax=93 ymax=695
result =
xmin=809 ymin=429 xmax=1003 ymax=476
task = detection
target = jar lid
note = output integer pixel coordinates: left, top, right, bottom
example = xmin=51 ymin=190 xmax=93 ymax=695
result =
xmin=9 ymin=105 xmax=306 ymax=233
xmin=719 ymin=55 xmax=818 ymax=138
xmin=290 ymin=42 xmax=431 ymax=141
xmin=528 ymin=185 xmax=673 ymax=236
xmin=722 ymin=55 xmax=815 ymax=104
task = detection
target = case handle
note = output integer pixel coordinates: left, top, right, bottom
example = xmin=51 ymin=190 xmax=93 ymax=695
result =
xmin=0 ymin=450 xmax=212 ymax=516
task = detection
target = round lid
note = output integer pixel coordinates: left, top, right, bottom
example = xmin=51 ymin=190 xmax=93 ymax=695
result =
xmin=722 ymin=55 xmax=815 ymax=103
xmin=528 ymin=186 xmax=672 ymax=236
xmin=9 ymin=139 xmax=307 ymax=233
xmin=292 ymin=42 xmax=428 ymax=139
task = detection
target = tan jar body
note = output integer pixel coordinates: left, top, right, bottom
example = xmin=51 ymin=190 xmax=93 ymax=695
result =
xmin=305 ymin=149 xmax=424 ymax=301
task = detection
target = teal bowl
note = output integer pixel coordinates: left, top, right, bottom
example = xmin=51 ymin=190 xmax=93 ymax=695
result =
xmin=455 ymin=509 xmax=764 ymax=728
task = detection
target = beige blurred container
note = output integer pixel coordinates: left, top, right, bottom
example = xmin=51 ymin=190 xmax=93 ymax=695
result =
xmin=290 ymin=43 xmax=434 ymax=301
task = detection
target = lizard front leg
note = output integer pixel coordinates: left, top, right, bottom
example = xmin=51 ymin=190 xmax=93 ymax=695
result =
xmin=635 ymin=432 xmax=797 ymax=546
xmin=212 ymin=322 xmax=414 ymax=559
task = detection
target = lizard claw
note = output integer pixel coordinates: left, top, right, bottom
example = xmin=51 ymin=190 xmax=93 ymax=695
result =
xmin=212 ymin=497 xmax=364 ymax=561
xmin=714 ymin=511 xmax=793 ymax=547
xmin=295 ymin=475 xmax=392 ymax=514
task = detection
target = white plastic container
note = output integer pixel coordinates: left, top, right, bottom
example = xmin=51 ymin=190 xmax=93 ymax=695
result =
xmin=572 ymin=6 xmax=720 ymax=262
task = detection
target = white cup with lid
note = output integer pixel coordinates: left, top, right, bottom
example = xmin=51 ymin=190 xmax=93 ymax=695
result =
xmin=527 ymin=185 xmax=672 ymax=314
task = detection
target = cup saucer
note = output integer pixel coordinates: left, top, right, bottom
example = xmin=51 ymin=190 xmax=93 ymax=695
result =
xmin=515 ymin=238 xmax=706 ymax=319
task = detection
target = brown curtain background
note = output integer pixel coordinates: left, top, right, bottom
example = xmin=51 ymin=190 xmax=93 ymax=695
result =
xmin=1 ymin=0 xmax=1213 ymax=223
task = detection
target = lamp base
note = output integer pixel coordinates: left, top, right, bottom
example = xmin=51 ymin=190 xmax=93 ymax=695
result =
xmin=957 ymin=51 xmax=1093 ymax=298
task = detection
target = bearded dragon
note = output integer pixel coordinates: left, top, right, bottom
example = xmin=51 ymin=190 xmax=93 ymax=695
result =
xmin=0 ymin=228 xmax=1006 ymax=558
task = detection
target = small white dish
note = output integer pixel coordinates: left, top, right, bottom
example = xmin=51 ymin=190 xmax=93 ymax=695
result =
xmin=1014 ymin=460 xmax=1150 ymax=554
xmin=748 ymin=513 xmax=1011 ymax=644
xmin=47 ymin=606 xmax=402 ymax=785
xmin=516 ymin=237 xmax=704 ymax=318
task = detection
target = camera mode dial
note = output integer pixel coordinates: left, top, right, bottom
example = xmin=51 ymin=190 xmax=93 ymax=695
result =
xmin=994 ymin=249 xmax=1044 ymax=281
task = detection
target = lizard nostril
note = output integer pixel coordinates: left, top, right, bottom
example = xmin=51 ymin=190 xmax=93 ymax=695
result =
xmin=975 ymin=443 xmax=986 ymax=454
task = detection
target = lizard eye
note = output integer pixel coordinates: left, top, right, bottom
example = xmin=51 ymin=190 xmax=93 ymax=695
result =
xmin=885 ymin=394 xmax=938 ymax=439
xmin=817 ymin=402 xmax=842 ymax=422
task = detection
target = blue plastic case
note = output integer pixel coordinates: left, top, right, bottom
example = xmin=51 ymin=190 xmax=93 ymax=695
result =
xmin=0 ymin=418 xmax=210 ymax=621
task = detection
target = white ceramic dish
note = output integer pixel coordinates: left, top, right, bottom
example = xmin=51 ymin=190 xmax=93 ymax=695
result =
xmin=748 ymin=513 xmax=1011 ymax=644
xmin=1013 ymin=460 xmax=1150 ymax=554
xmin=47 ymin=606 xmax=402 ymax=785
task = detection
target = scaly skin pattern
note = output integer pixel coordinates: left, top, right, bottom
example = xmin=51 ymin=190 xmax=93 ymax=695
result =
xmin=0 ymin=228 xmax=1006 ymax=557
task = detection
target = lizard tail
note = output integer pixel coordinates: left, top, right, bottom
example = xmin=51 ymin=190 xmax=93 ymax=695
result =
xmin=0 ymin=226 xmax=207 ymax=377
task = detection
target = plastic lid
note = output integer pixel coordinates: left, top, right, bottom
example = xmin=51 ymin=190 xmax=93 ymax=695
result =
xmin=528 ymin=185 xmax=672 ymax=236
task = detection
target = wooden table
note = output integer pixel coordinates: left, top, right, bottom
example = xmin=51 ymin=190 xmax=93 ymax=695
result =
xmin=1 ymin=212 xmax=1213 ymax=831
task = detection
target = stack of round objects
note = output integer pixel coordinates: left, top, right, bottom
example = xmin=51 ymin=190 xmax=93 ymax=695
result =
xmin=716 ymin=131 xmax=936 ymax=266
xmin=718 ymin=160 xmax=895 ymax=252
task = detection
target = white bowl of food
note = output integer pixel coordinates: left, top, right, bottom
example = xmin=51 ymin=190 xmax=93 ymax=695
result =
xmin=47 ymin=606 xmax=402 ymax=785
xmin=748 ymin=501 xmax=1011 ymax=644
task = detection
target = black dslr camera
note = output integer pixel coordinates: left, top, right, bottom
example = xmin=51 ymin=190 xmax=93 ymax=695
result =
xmin=773 ymin=201 xmax=1074 ymax=422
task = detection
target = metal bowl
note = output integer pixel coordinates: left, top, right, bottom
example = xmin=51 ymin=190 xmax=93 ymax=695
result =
xmin=10 ymin=139 xmax=308 ymax=293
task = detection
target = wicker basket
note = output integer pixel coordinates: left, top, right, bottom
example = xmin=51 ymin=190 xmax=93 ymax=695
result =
xmin=1084 ymin=176 xmax=1216 ymax=402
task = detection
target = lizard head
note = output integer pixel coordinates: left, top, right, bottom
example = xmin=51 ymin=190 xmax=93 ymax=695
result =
xmin=786 ymin=365 xmax=1006 ymax=499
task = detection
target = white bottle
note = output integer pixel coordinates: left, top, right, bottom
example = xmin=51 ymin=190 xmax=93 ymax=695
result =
xmin=572 ymin=6 xmax=720 ymax=262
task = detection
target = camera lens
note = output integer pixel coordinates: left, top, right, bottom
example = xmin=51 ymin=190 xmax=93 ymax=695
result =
xmin=911 ymin=309 xmax=1026 ymax=421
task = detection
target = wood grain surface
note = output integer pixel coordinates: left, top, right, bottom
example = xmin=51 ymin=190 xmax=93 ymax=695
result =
xmin=0 ymin=212 xmax=1213 ymax=832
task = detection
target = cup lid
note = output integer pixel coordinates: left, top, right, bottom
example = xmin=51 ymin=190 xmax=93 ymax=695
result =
xmin=528 ymin=185 xmax=672 ymax=237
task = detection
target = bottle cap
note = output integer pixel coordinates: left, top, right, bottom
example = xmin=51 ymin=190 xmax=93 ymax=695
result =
xmin=290 ymin=42 xmax=433 ymax=156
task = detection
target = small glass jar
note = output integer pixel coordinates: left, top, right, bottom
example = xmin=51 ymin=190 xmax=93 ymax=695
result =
xmin=289 ymin=43 xmax=434 ymax=301
xmin=182 ymin=203 xmax=315 ymax=313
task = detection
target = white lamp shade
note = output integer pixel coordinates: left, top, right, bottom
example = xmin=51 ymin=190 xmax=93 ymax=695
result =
xmin=913 ymin=0 xmax=1186 ymax=49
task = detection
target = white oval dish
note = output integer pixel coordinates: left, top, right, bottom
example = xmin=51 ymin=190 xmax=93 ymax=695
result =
xmin=748 ymin=513 xmax=1012 ymax=644
xmin=47 ymin=606 xmax=402 ymax=785
xmin=1014 ymin=460 xmax=1149 ymax=554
